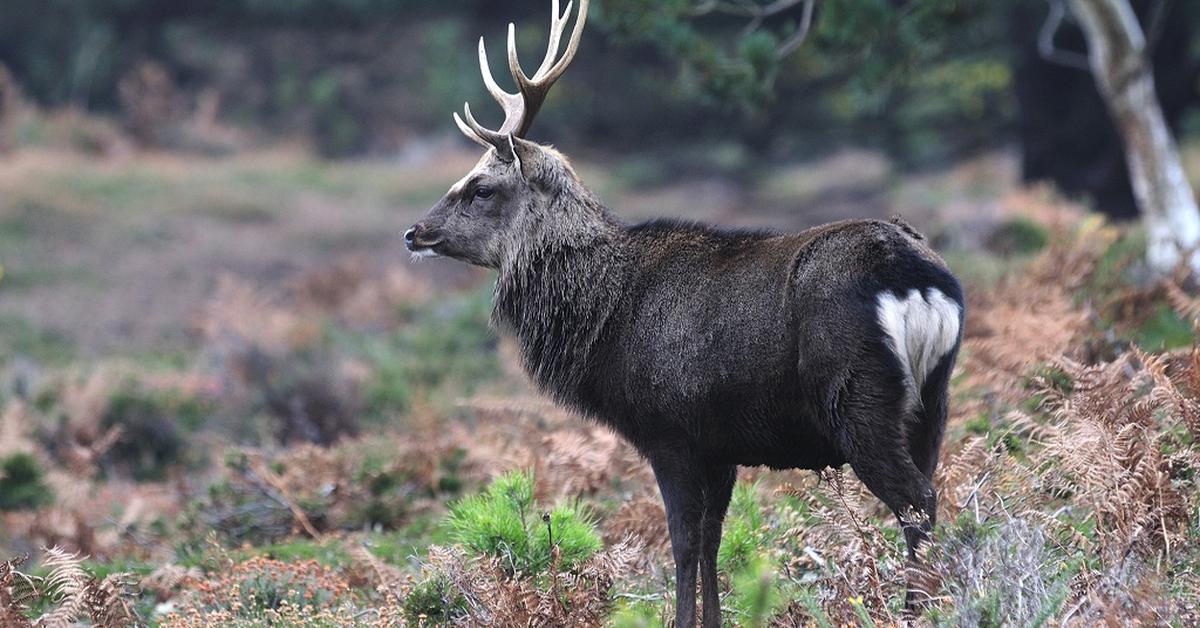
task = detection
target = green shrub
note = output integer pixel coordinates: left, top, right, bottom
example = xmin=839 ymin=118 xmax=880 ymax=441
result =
xmin=402 ymin=574 xmax=467 ymax=625
xmin=0 ymin=452 xmax=54 ymax=511
xmin=1128 ymin=304 xmax=1194 ymax=352
xmin=964 ymin=412 xmax=991 ymax=436
xmin=447 ymin=470 xmax=601 ymax=575
xmin=727 ymin=555 xmax=786 ymax=628
xmin=609 ymin=600 xmax=665 ymax=628
xmin=718 ymin=481 xmax=767 ymax=573
xmin=102 ymin=380 xmax=212 ymax=481
xmin=717 ymin=481 xmax=792 ymax=626
xmin=347 ymin=456 xmax=414 ymax=529
xmin=985 ymin=217 xmax=1049 ymax=256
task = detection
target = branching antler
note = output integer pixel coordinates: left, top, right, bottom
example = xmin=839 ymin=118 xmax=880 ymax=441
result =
xmin=454 ymin=0 xmax=590 ymax=148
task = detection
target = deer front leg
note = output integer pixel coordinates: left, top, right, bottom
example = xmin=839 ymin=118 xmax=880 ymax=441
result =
xmin=650 ymin=453 xmax=705 ymax=628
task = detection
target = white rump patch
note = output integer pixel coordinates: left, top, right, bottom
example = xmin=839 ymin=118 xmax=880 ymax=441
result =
xmin=876 ymin=287 xmax=961 ymax=408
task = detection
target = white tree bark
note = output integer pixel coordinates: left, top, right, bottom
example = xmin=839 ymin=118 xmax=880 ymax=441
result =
xmin=1069 ymin=0 xmax=1200 ymax=273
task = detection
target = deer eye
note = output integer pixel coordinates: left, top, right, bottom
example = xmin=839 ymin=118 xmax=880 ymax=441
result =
xmin=473 ymin=186 xmax=495 ymax=200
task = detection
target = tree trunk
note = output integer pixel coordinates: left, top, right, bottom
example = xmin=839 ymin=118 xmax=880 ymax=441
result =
xmin=1070 ymin=0 xmax=1200 ymax=273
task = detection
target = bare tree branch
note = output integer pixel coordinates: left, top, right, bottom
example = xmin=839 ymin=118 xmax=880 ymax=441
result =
xmin=691 ymin=0 xmax=808 ymax=19
xmin=775 ymin=0 xmax=816 ymax=59
xmin=691 ymin=0 xmax=817 ymax=61
xmin=1039 ymin=0 xmax=1091 ymax=71
xmin=1144 ymin=0 xmax=1170 ymax=56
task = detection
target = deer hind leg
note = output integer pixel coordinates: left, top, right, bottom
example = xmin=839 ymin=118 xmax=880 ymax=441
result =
xmin=908 ymin=353 xmax=955 ymax=481
xmin=837 ymin=362 xmax=937 ymax=552
xmin=838 ymin=367 xmax=938 ymax=611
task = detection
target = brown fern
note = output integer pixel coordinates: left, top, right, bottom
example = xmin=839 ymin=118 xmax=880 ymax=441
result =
xmin=33 ymin=546 xmax=88 ymax=628
xmin=83 ymin=573 xmax=138 ymax=627
xmin=1 ymin=554 xmax=37 ymax=628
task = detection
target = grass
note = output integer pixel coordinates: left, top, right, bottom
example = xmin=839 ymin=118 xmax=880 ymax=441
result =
xmin=355 ymin=282 xmax=499 ymax=417
xmin=0 ymin=314 xmax=75 ymax=364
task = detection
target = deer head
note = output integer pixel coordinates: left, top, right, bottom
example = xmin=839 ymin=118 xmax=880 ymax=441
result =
xmin=405 ymin=0 xmax=600 ymax=269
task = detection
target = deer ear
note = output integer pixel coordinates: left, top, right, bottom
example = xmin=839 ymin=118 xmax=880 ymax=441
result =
xmin=487 ymin=135 xmax=517 ymax=164
xmin=510 ymin=136 xmax=544 ymax=177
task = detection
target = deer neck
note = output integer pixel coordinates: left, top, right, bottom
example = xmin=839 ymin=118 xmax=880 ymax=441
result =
xmin=492 ymin=194 xmax=627 ymax=397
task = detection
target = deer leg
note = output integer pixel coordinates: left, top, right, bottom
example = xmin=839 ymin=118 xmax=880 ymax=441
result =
xmin=908 ymin=357 xmax=954 ymax=482
xmin=650 ymin=453 xmax=705 ymax=628
xmin=849 ymin=449 xmax=937 ymax=560
xmin=839 ymin=374 xmax=939 ymax=611
xmin=700 ymin=465 xmax=736 ymax=628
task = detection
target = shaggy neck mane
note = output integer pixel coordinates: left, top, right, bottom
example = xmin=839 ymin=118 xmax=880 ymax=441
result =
xmin=491 ymin=159 xmax=626 ymax=402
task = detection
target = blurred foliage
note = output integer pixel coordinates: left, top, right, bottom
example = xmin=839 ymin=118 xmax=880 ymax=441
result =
xmin=0 ymin=452 xmax=54 ymax=511
xmin=101 ymin=380 xmax=212 ymax=481
xmin=985 ymin=216 xmax=1050 ymax=256
xmin=0 ymin=0 xmax=1019 ymax=164
xmin=1 ymin=0 xmax=1198 ymax=193
xmin=357 ymin=283 xmax=498 ymax=418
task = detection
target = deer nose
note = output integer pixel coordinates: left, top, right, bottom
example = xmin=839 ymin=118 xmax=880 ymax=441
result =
xmin=403 ymin=225 xmax=420 ymax=251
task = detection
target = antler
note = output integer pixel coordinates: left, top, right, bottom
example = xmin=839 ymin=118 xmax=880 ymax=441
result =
xmin=454 ymin=0 xmax=589 ymax=147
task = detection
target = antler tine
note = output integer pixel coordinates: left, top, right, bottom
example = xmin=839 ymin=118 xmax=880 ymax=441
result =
xmin=478 ymin=37 xmax=514 ymax=105
xmin=506 ymin=0 xmax=585 ymax=89
xmin=453 ymin=110 xmax=491 ymax=149
xmin=506 ymin=0 xmax=589 ymax=136
xmin=477 ymin=38 xmax=525 ymax=135
xmin=533 ymin=0 xmax=572 ymax=81
xmin=539 ymin=0 xmax=588 ymax=85
xmin=456 ymin=0 xmax=589 ymax=143
xmin=458 ymin=102 xmax=510 ymax=148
